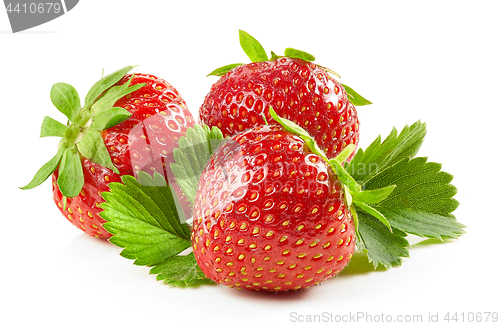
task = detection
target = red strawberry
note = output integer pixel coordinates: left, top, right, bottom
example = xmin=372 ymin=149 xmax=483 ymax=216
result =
xmin=192 ymin=124 xmax=356 ymax=292
xmin=200 ymin=31 xmax=370 ymax=161
xmin=22 ymin=68 xmax=195 ymax=239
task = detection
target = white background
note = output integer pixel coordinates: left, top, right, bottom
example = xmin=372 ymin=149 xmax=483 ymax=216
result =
xmin=1 ymin=1 xmax=499 ymax=325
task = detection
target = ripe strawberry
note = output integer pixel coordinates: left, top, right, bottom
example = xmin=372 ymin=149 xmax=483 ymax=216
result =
xmin=23 ymin=68 xmax=195 ymax=239
xmin=199 ymin=31 xmax=370 ymax=161
xmin=192 ymin=125 xmax=356 ymax=292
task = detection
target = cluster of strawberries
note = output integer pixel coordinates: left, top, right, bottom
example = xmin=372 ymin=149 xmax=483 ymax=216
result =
xmin=23 ymin=31 xmax=374 ymax=292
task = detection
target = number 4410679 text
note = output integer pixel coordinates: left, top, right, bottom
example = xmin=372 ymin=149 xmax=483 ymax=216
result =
xmin=5 ymin=2 xmax=62 ymax=14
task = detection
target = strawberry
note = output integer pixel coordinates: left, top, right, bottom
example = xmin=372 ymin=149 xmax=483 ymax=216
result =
xmin=22 ymin=67 xmax=195 ymax=239
xmin=192 ymin=124 xmax=356 ymax=292
xmin=200 ymin=31 xmax=371 ymax=161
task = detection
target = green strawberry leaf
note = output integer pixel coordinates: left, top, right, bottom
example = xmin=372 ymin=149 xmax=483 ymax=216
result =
xmin=134 ymin=172 xmax=190 ymax=239
xmin=90 ymin=107 xmax=132 ymax=131
xmin=40 ymin=116 xmax=68 ymax=138
xmin=351 ymin=124 xmax=463 ymax=269
xmin=170 ymin=125 xmax=225 ymax=205
xmin=341 ymin=83 xmax=372 ymax=106
xmin=84 ymin=65 xmax=137 ymax=109
xmin=20 ymin=144 xmax=66 ymax=190
xmin=363 ymin=157 xmax=464 ymax=239
xmin=239 ymin=30 xmax=268 ymax=63
xmin=378 ymin=208 xmax=465 ymax=240
xmin=345 ymin=120 xmax=427 ymax=185
xmin=100 ymin=173 xmax=208 ymax=285
xmin=284 ymin=48 xmax=315 ymax=62
xmin=207 ymin=63 xmax=244 ymax=77
xmin=151 ymin=252 xmax=210 ymax=286
xmin=50 ymin=82 xmax=81 ymax=122
xmin=356 ymin=209 xmax=410 ymax=269
xmin=77 ymin=129 xmax=120 ymax=174
xmin=57 ymin=147 xmax=85 ymax=197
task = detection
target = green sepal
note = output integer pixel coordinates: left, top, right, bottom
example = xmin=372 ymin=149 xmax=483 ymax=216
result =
xmin=239 ymin=30 xmax=268 ymax=63
xmin=270 ymin=106 xmax=362 ymax=195
xmin=270 ymin=51 xmax=281 ymax=61
xmin=40 ymin=116 xmax=68 ymax=138
xmin=20 ymin=143 xmax=66 ymax=190
xmin=333 ymin=143 xmax=356 ymax=164
xmin=355 ymin=201 xmax=392 ymax=232
xmin=50 ymin=83 xmax=81 ymax=121
xmin=342 ymin=83 xmax=372 ymax=106
xmin=268 ymin=106 xmax=310 ymax=140
xmin=352 ymin=185 xmax=396 ymax=205
xmin=84 ymin=65 xmax=137 ymax=109
xmin=344 ymin=184 xmax=353 ymax=207
xmin=350 ymin=205 xmax=359 ymax=235
xmin=91 ymin=107 xmax=132 ymax=131
xmin=207 ymin=63 xmax=244 ymax=77
xmin=57 ymin=147 xmax=85 ymax=197
xmin=62 ymin=196 xmax=68 ymax=211
xmin=77 ymin=129 xmax=120 ymax=174
xmin=329 ymin=158 xmax=361 ymax=194
xmin=318 ymin=65 xmax=341 ymax=79
xmin=90 ymin=78 xmax=145 ymax=115
xmin=284 ymin=48 xmax=315 ymax=62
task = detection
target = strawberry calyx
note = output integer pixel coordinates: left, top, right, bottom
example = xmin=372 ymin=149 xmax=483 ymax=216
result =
xmin=207 ymin=30 xmax=371 ymax=106
xmin=268 ymin=107 xmax=394 ymax=233
xmin=20 ymin=66 xmax=145 ymax=199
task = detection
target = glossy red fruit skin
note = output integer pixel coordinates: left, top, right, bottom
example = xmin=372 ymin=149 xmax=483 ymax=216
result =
xmin=192 ymin=125 xmax=356 ymax=292
xmin=52 ymin=73 xmax=195 ymax=239
xmin=200 ymin=57 xmax=359 ymax=160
